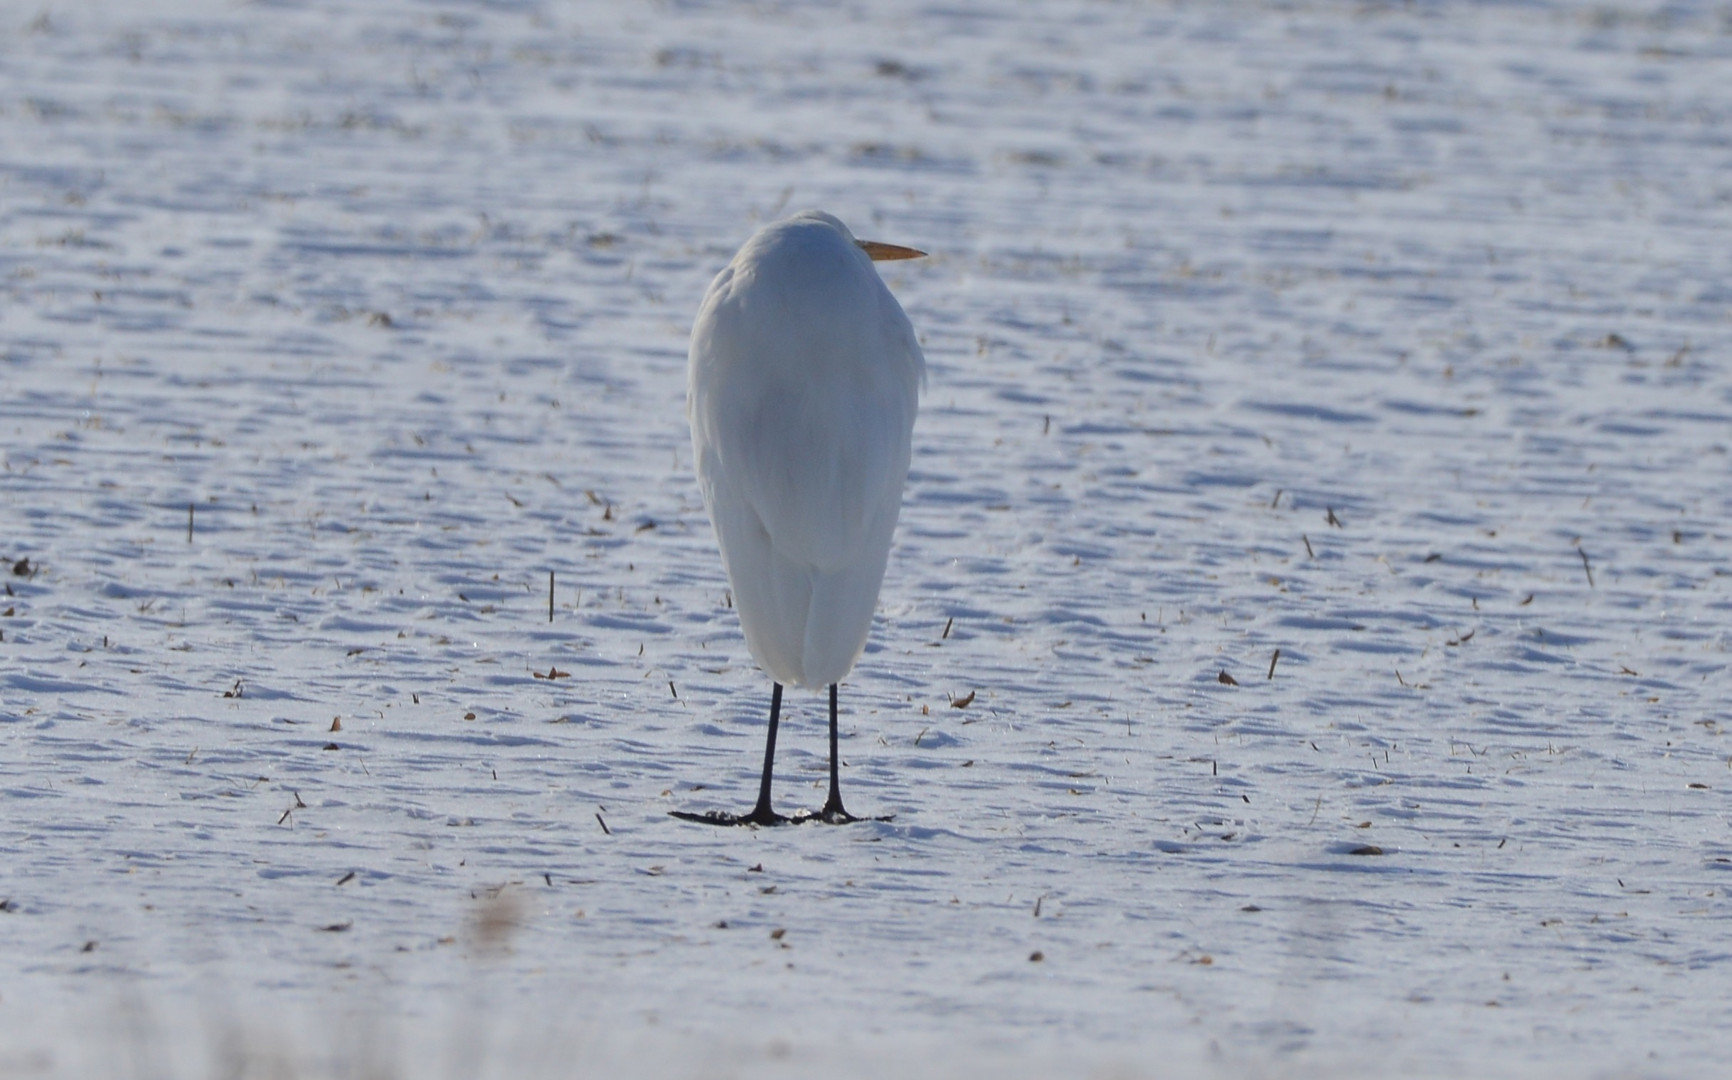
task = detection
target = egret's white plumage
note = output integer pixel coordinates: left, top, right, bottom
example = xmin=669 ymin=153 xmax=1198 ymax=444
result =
xmin=688 ymin=210 xmax=924 ymax=689
xmin=680 ymin=210 xmax=925 ymax=826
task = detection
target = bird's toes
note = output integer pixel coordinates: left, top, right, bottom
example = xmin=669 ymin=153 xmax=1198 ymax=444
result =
xmin=670 ymin=808 xmax=789 ymax=827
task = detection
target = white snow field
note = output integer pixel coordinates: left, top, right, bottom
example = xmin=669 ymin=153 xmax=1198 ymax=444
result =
xmin=3 ymin=1 xmax=1732 ymax=1076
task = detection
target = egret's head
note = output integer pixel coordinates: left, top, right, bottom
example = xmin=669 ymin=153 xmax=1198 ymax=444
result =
xmin=786 ymin=209 xmax=927 ymax=262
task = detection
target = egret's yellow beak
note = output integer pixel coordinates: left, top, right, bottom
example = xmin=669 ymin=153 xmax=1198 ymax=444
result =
xmin=857 ymin=240 xmax=927 ymax=261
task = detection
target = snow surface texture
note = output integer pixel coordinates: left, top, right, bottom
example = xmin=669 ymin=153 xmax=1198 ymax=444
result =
xmin=3 ymin=1 xmax=1731 ymax=1077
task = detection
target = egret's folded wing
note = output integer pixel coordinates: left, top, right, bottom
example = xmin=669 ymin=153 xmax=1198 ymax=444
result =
xmin=693 ymin=454 xmax=811 ymax=686
xmin=690 ymin=261 xmax=920 ymax=573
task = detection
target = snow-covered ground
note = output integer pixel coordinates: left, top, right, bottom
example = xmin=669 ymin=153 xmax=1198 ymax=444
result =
xmin=4 ymin=1 xmax=1731 ymax=1076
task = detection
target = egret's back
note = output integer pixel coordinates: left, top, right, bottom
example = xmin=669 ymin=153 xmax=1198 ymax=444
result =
xmin=689 ymin=211 xmax=924 ymax=689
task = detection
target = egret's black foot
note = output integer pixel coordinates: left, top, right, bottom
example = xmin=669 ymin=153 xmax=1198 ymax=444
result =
xmin=808 ymin=800 xmax=894 ymax=825
xmin=671 ymin=806 xmax=891 ymax=826
xmin=670 ymin=806 xmax=789 ymax=827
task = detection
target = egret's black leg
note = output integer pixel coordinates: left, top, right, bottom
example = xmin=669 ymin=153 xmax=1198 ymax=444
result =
xmin=671 ymin=683 xmax=788 ymax=826
xmin=818 ymin=682 xmax=857 ymax=823
xmin=744 ymin=682 xmax=786 ymax=824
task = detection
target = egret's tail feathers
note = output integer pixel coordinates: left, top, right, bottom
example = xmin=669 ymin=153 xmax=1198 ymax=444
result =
xmin=733 ymin=556 xmax=881 ymax=690
xmin=705 ymin=468 xmax=898 ymax=690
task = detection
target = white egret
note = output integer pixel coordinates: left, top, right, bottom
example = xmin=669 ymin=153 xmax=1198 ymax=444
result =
xmin=675 ymin=210 xmax=926 ymax=826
